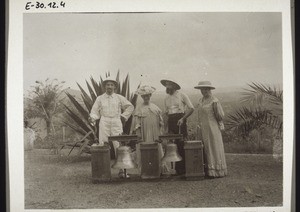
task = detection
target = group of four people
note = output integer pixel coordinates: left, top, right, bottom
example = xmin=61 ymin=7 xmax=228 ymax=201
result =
xmin=88 ymin=77 xmax=227 ymax=179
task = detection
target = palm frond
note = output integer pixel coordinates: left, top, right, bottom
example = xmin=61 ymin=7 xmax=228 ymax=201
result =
xmin=241 ymin=82 xmax=283 ymax=107
xmin=226 ymin=106 xmax=282 ymax=137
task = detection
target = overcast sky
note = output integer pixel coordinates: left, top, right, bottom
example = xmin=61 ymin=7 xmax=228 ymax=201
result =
xmin=24 ymin=12 xmax=282 ymax=92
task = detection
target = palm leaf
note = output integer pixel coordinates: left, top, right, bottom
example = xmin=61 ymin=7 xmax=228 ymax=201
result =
xmin=241 ymin=82 xmax=283 ymax=107
xmin=226 ymin=106 xmax=282 ymax=137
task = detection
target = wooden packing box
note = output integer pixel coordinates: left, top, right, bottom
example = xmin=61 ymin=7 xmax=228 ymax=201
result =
xmin=140 ymin=142 xmax=161 ymax=179
xmin=91 ymin=144 xmax=111 ymax=183
xmin=184 ymin=140 xmax=205 ymax=180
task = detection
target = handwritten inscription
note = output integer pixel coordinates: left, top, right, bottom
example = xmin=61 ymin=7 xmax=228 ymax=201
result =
xmin=25 ymin=1 xmax=66 ymax=10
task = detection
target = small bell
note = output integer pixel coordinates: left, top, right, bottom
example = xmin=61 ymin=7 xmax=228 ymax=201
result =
xmin=161 ymin=143 xmax=182 ymax=163
xmin=112 ymin=146 xmax=137 ymax=169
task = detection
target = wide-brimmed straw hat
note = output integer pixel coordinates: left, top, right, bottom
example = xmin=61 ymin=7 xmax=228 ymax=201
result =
xmin=160 ymin=79 xmax=181 ymax=90
xmin=103 ymin=76 xmax=118 ymax=87
xmin=137 ymin=85 xmax=156 ymax=95
xmin=194 ymin=81 xmax=215 ymax=90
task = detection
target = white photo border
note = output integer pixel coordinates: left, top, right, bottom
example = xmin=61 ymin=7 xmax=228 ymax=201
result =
xmin=7 ymin=0 xmax=293 ymax=211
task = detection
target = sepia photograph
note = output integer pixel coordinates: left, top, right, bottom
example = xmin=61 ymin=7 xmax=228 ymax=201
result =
xmin=6 ymin=0 xmax=294 ymax=211
xmin=22 ymin=12 xmax=285 ymax=210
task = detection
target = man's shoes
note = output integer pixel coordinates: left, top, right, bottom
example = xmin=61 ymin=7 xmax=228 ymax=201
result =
xmin=118 ymin=171 xmax=130 ymax=179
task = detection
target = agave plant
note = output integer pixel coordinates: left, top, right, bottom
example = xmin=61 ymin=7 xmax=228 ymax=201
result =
xmin=226 ymin=82 xmax=283 ymax=138
xmin=63 ymin=71 xmax=139 ymax=155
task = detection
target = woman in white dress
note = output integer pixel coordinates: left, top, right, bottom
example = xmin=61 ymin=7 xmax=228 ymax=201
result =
xmin=194 ymin=81 xmax=227 ymax=178
xmin=130 ymin=85 xmax=168 ymax=173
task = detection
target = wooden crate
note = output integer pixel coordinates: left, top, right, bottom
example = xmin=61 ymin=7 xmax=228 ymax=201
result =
xmin=91 ymin=144 xmax=111 ymax=183
xmin=184 ymin=140 xmax=205 ymax=180
xmin=140 ymin=142 xmax=161 ymax=179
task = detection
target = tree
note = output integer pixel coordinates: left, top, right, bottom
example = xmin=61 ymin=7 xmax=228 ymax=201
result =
xmin=24 ymin=78 xmax=68 ymax=136
xmin=225 ymin=82 xmax=282 ymax=152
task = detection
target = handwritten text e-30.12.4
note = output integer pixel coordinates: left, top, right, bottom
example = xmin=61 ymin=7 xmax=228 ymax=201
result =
xmin=25 ymin=1 xmax=66 ymax=10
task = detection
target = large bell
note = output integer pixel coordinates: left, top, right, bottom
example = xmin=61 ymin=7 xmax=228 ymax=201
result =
xmin=161 ymin=143 xmax=182 ymax=163
xmin=112 ymin=146 xmax=137 ymax=169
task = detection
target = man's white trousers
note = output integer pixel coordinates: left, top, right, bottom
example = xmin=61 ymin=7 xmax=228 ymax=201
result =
xmin=98 ymin=116 xmax=122 ymax=154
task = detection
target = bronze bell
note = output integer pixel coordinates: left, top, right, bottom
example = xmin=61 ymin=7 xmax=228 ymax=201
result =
xmin=161 ymin=143 xmax=182 ymax=163
xmin=112 ymin=146 xmax=137 ymax=169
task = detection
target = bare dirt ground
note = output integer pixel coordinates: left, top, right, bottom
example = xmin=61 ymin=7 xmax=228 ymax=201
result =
xmin=24 ymin=150 xmax=282 ymax=209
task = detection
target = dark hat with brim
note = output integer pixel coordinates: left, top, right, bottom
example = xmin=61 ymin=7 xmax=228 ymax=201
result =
xmin=160 ymin=79 xmax=181 ymax=90
xmin=194 ymin=81 xmax=215 ymax=90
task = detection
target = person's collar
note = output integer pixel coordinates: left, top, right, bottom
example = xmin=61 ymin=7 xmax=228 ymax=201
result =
xmin=104 ymin=92 xmax=115 ymax=98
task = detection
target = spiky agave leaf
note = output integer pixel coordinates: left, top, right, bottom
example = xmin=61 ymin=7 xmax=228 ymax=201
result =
xmin=121 ymin=80 xmax=126 ymax=97
xmin=77 ymin=130 xmax=93 ymax=155
xmin=80 ymin=94 xmax=92 ymax=112
xmin=65 ymin=92 xmax=89 ymax=119
xmin=127 ymin=75 xmax=130 ymax=100
xmin=86 ymin=80 xmax=97 ymax=102
xmin=62 ymin=121 xmax=87 ymax=136
xmin=90 ymin=77 xmax=102 ymax=97
xmin=116 ymin=70 xmax=120 ymax=83
xmin=116 ymin=70 xmax=121 ymax=94
xmin=64 ymin=104 xmax=91 ymax=134
xmin=76 ymin=83 xmax=93 ymax=107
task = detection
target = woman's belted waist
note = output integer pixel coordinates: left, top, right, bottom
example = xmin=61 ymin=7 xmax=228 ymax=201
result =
xmin=168 ymin=113 xmax=184 ymax=118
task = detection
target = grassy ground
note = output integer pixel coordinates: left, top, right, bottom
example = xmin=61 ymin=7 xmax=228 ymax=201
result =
xmin=24 ymin=150 xmax=282 ymax=209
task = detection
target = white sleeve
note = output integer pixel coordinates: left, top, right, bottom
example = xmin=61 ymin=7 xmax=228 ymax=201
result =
xmin=182 ymin=93 xmax=194 ymax=109
xmin=89 ymin=97 xmax=101 ymax=120
xmin=119 ymin=95 xmax=134 ymax=121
